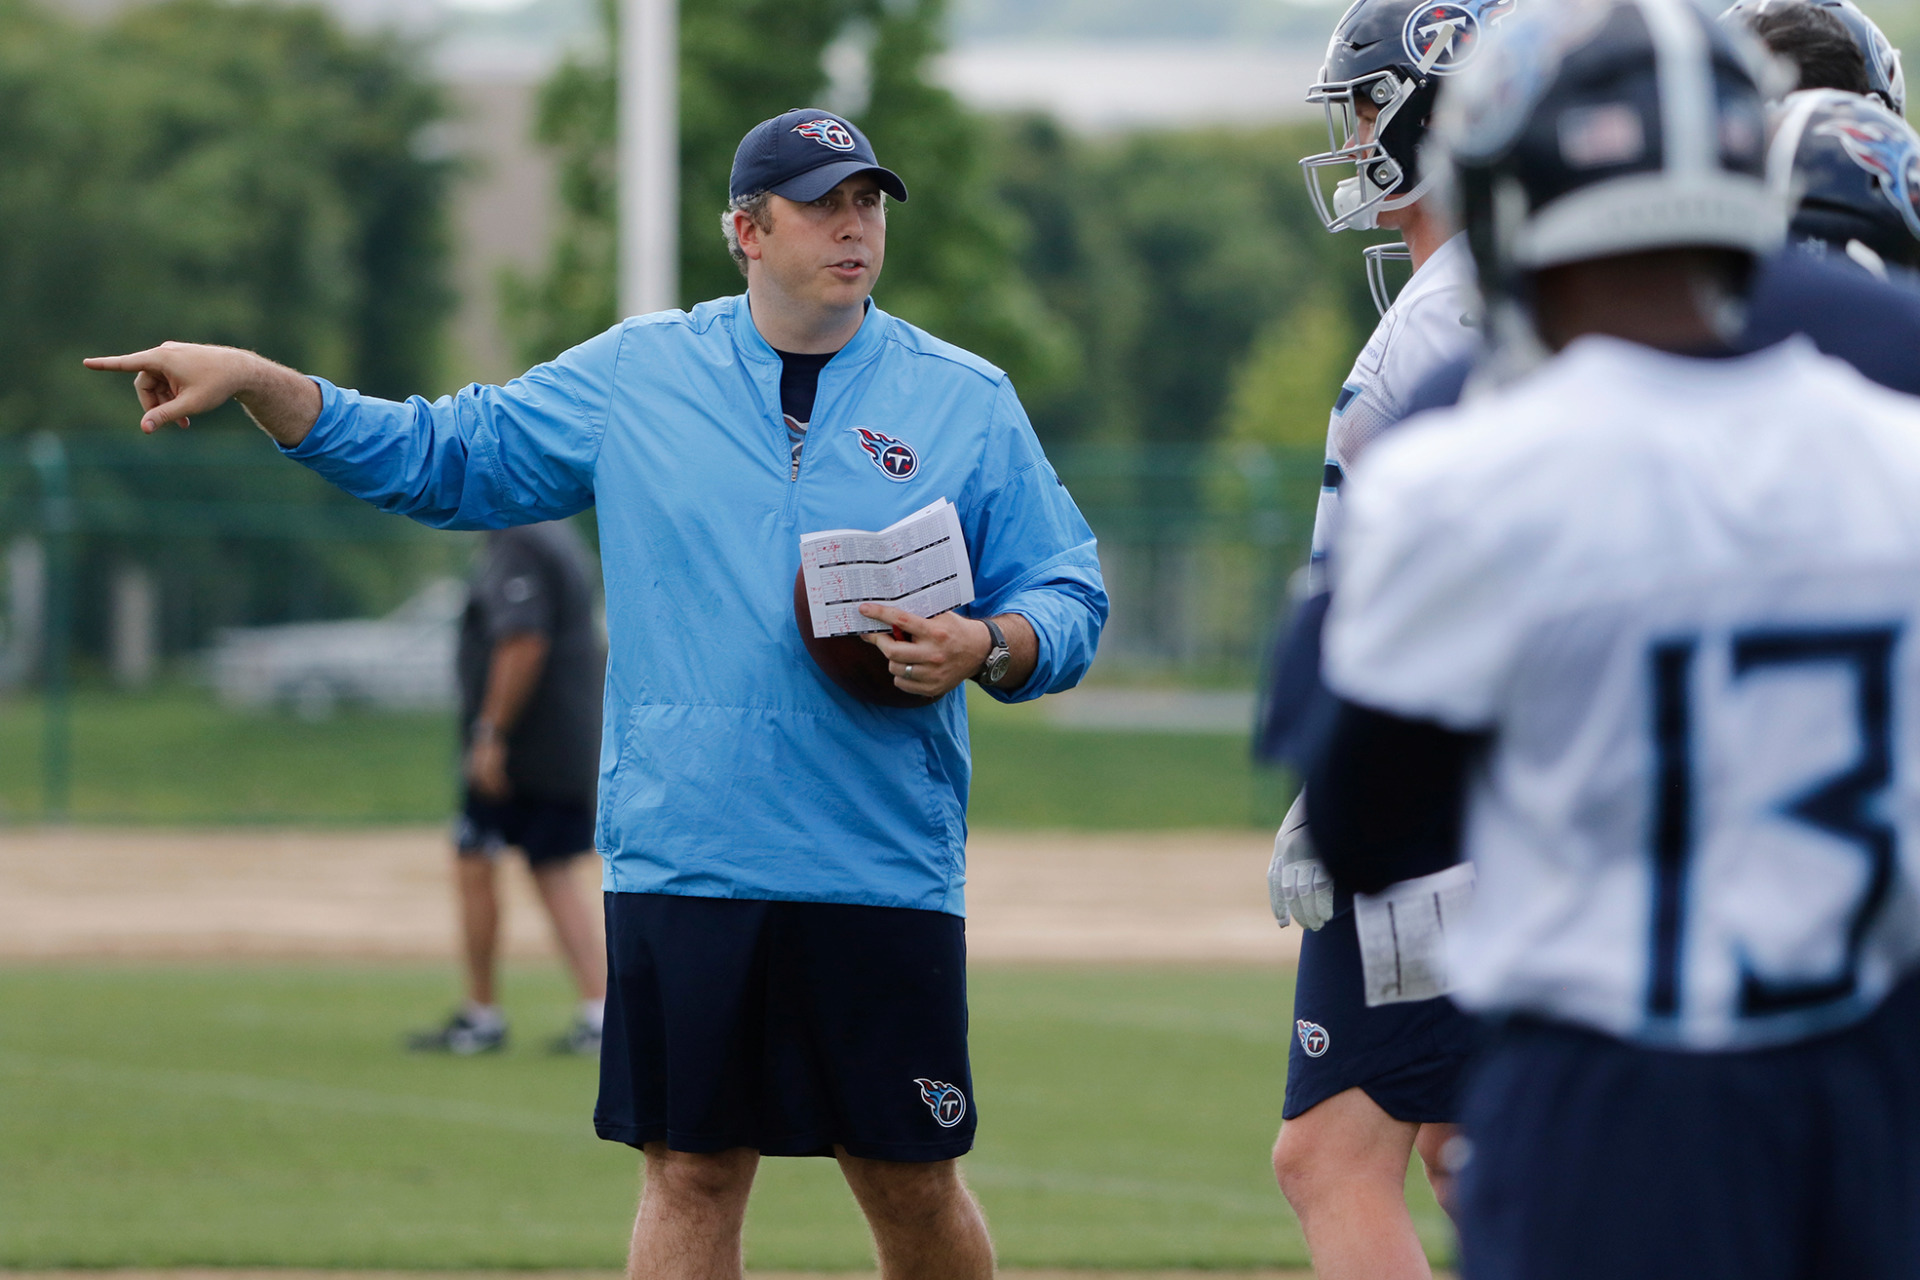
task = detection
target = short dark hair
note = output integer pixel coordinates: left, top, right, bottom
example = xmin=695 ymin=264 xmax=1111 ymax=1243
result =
xmin=1743 ymin=2 xmax=1873 ymax=95
xmin=720 ymin=191 xmax=776 ymax=277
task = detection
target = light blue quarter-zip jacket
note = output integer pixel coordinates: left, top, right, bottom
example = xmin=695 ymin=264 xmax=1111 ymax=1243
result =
xmin=286 ymin=294 xmax=1108 ymax=915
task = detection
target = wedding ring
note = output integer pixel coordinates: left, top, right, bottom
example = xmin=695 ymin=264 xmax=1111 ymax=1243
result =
xmin=905 ymin=665 xmax=915 ymax=680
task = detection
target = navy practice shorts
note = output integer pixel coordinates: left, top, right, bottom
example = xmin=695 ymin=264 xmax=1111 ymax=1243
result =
xmin=1284 ymin=901 xmax=1485 ymax=1123
xmin=455 ymin=792 xmax=595 ymax=868
xmin=1457 ymin=970 xmax=1920 ymax=1280
xmin=595 ymin=892 xmax=976 ymax=1162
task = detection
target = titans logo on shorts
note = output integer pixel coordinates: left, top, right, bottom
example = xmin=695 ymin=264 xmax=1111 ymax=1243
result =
xmin=915 ymin=1078 xmax=968 ymax=1128
xmin=1284 ymin=903 xmax=1485 ymax=1123
xmin=1297 ymin=1020 xmax=1331 ymax=1057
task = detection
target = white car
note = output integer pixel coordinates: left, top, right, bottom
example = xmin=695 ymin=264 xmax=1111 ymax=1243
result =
xmin=207 ymin=578 xmax=466 ymax=718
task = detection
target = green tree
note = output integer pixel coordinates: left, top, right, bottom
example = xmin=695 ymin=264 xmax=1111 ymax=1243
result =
xmin=0 ymin=0 xmax=455 ymax=439
xmin=1223 ymin=293 xmax=1356 ymax=450
xmin=503 ymin=0 xmax=1071 ymax=394
xmin=990 ymin=118 xmax=1380 ymax=449
xmin=0 ymin=0 xmax=462 ymax=656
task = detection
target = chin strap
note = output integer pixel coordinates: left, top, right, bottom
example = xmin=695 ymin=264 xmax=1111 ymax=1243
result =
xmin=1379 ymin=169 xmax=1439 ymax=213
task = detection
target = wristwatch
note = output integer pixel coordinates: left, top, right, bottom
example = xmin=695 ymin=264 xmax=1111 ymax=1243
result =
xmin=974 ymin=618 xmax=1013 ymax=688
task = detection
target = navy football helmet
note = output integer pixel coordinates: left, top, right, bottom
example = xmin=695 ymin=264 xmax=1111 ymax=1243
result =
xmin=1434 ymin=0 xmax=1785 ymax=360
xmin=1301 ymin=0 xmax=1522 ymax=234
xmin=1723 ymin=0 xmax=1904 ymax=114
xmin=1769 ymin=88 xmax=1920 ymax=274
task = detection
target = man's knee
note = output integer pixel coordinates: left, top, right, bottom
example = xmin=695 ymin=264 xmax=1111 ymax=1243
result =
xmin=455 ymin=854 xmax=497 ymax=888
xmin=641 ymin=1144 xmax=758 ymax=1207
xmin=837 ymin=1152 xmax=968 ymax=1228
xmin=1273 ymin=1089 xmax=1417 ymax=1211
xmin=1272 ymin=1117 xmax=1324 ymax=1208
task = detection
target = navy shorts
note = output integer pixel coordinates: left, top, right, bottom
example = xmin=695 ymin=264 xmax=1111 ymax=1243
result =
xmin=1458 ymin=970 xmax=1920 ymax=1280
xmin=455 ymin=792 xmax=595 ymax=868
xmin=594 ymin=893 xmax=976 ymax=1162
xmin=1284 ymin=901 xmax=1485 ymax=1123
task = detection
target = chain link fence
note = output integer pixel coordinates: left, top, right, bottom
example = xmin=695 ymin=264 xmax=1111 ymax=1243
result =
xmin=0 ymin=432 xmax=1320 ymax=820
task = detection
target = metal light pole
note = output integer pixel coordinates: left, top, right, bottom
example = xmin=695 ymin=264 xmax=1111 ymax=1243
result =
xmin=619 ymin=0 xmax=679 ymax=318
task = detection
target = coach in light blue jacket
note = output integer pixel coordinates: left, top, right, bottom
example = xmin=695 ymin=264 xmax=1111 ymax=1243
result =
xmin=88 ymin=108 xmax=1105 ymax=1275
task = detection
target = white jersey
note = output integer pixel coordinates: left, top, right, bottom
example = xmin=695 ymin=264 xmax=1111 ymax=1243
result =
xmin=1308 ymin=232 xmax=1478 ymax=592
xmin=1325 ymin=336 xmax=1920 ymax=1052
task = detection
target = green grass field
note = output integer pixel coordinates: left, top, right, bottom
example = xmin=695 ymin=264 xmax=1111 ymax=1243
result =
xmin=0 ymin=686 xmax=1290 ymax=829
xmin=0 ymin=963 xmax=1453 ymax=1270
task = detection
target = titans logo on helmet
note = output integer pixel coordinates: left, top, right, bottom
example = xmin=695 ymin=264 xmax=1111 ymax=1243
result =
xmin=914 ymin=1078 xmax=968 ymax=1128
xmin=1296 ymin=1019 xmax=1331 ymax=1058
xmin=1403 ymin=0 xmax=1517 ymax=76
xmin=1817 ymin=118 xmax=1920 ymax=239
xmin=851 ymin=427 xmax=919 ymax=482
xmin=793 ymin=118 xmax=857 ymax=152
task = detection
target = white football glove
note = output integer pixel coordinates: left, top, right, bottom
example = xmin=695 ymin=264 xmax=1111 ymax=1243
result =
xmin=1268 ymin=791 xmax=1335 ymax=932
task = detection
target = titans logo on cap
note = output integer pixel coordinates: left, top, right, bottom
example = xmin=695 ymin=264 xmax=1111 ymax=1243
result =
xmin=851 ymin=427 xmax=919 ymax=482
xmin=1403 ymin=0 xmax=1516 ymax=76
xmin=793 ymin=118 xmax=857 ymax=152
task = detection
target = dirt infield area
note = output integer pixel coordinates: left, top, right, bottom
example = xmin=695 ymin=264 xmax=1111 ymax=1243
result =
xmin=0 ymin=827 xmax=1297 ymax=964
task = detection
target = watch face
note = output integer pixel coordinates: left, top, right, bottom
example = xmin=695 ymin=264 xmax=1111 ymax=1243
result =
xmin=987 ymin=652 xmax=1012 ymax=683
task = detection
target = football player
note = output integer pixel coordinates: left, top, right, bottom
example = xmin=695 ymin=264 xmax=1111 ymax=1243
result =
xmin=1267 ymin=2 xmax=1509 ymax=1275
xmin=1767 ymin=88 xmax=1920 ymax=279
xmin=1301 ymin=2 xmax=1920 ymax=1276
xmin=1367 ymin=9 xmax=1920 ymax=425
xmin=1727 ymin=0 xmax=1905 ymax=112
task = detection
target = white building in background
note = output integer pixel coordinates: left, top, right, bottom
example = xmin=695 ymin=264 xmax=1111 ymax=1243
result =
xmin=937 ymin=41 xmax=1322 ymax=132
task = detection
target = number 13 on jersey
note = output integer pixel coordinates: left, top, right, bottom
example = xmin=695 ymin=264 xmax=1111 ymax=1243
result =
xmin=1646 ymin=623 xmax=1904 ymax=1034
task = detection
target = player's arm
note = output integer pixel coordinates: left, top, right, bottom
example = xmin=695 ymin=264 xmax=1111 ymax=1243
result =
xmin=1255 ymin=592 xmax=1339 ymax=930
xmin=1303 ymin=697 xmax=1486 ymax=896
xmin=82 ymin=343 xmax=322 ymax=445
xmin=467 ymin=632 xmax=551 ymax=801
xmin=1292 ymin=412 xmax=1512 ymax=896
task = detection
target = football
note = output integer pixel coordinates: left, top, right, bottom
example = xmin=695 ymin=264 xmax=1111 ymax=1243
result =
xmin=793 ymin=568 xmax=934 ymax=709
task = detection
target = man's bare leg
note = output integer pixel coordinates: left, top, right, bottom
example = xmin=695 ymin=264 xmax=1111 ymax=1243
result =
xmin=1413 ymin=1121 xmax=1462 ymax=1221
xmin=837 ymin=1151 xmax=994 ymax=1280
xmin=629 ymin=1145 xmax=759 ymax=1280
xmin=530 ymin=856 xmax=607 ymax=1002
xmin=454 ymin=856 xmax=501 ymax=1007
xmin=1272 ymin=1087 xmax=1431 ymax=1280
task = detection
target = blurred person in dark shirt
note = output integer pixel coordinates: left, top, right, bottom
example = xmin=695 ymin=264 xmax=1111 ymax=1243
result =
xmin=409 ymin=520 xmax=608 ymax=1056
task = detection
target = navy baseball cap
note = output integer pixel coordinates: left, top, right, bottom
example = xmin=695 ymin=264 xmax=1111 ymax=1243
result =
xmin=730 ymin=108 xmax=909 ymax=204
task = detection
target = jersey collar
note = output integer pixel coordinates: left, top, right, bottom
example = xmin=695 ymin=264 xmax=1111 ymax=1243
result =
xmin=729 ymin=293 xmax=891 ymax=371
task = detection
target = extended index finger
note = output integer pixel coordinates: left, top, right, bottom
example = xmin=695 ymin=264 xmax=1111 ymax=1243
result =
xmin=82 ymin=349 xmax=169 ymax=372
